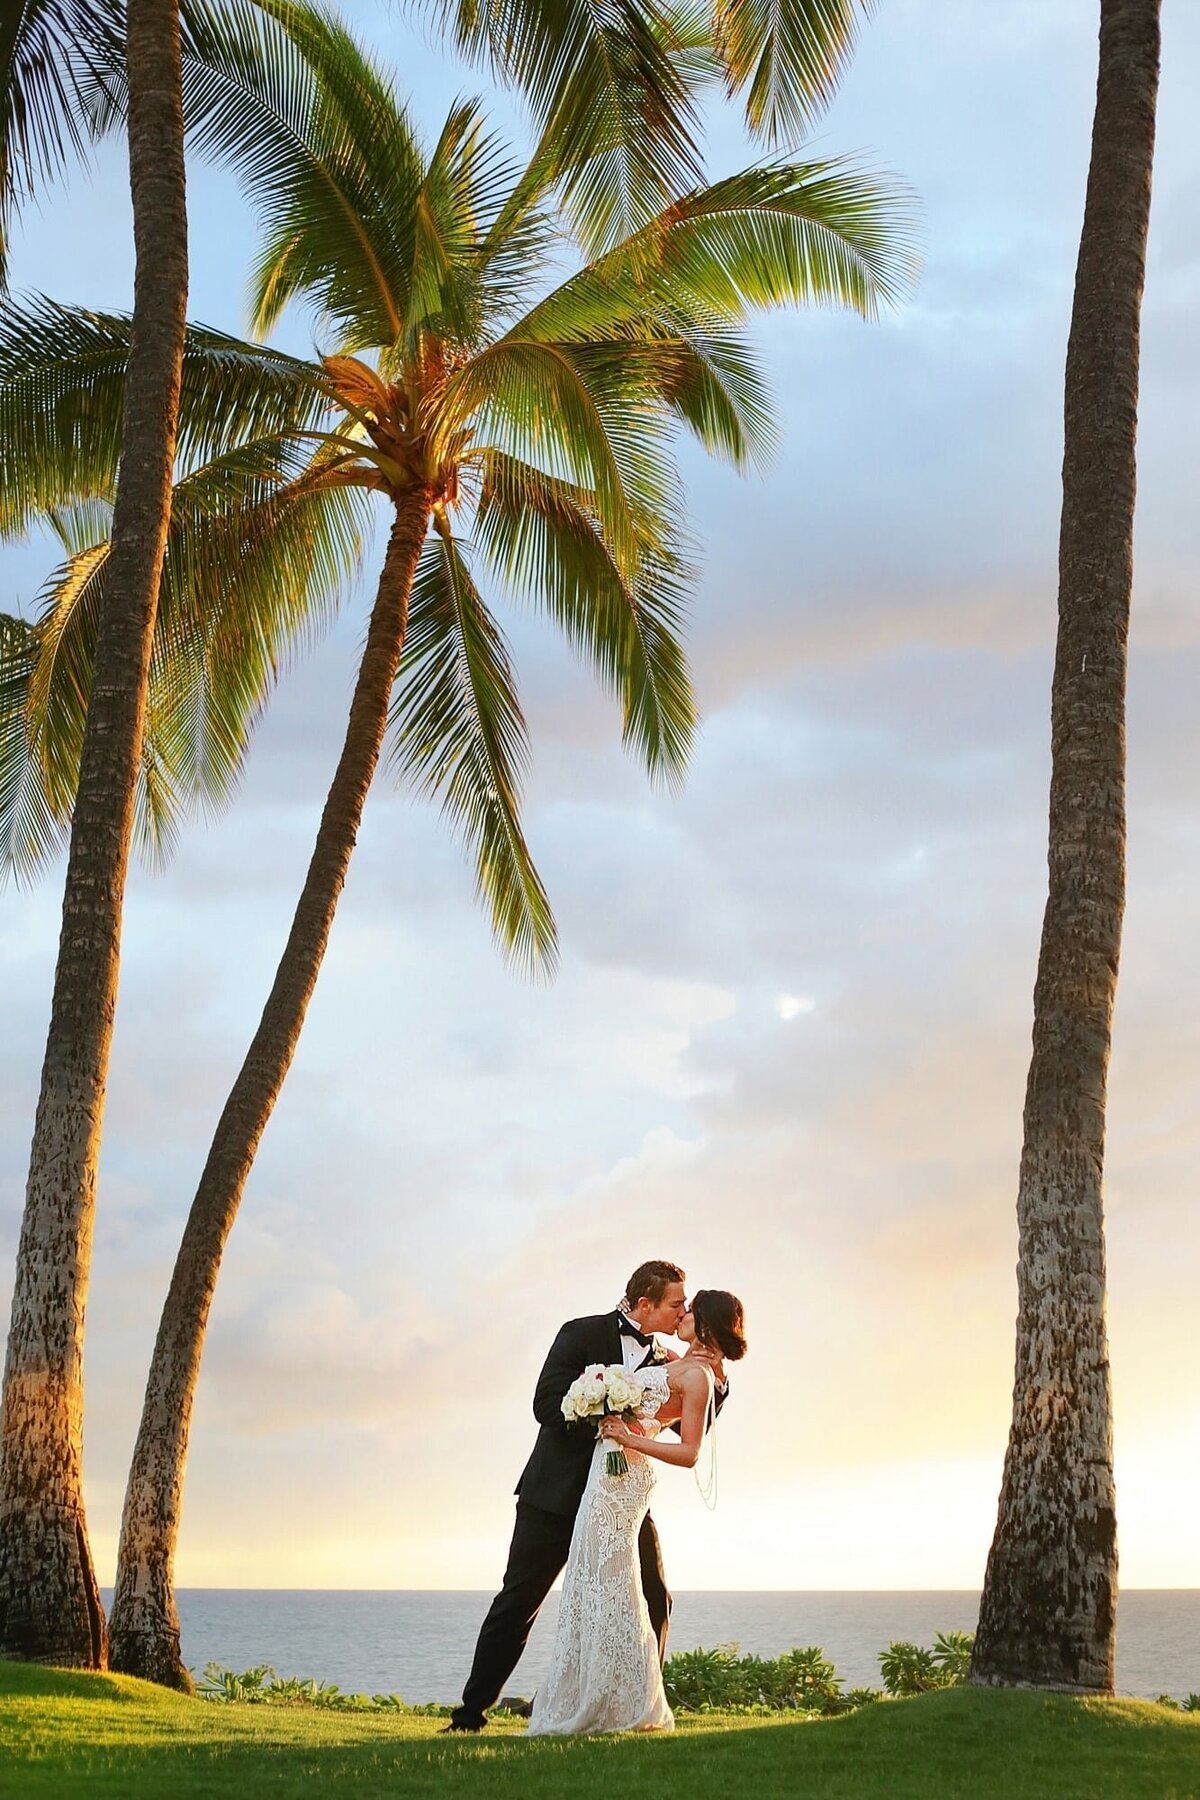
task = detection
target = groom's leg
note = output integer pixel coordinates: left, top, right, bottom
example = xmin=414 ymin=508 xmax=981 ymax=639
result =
xmin=452 ymin=1501 xmax=574 ymax=1728
xmin=638 ymin=1511 xmax=672 ymax=1663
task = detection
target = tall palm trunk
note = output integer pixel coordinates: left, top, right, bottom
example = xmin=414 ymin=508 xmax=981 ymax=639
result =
xmin=107 ymin=490 xmax=432 ymax=1687
xmin=971 ymin=0 xmax=1159 ymax=1694
xmin=0 ymin=0 xmax=187 ymax=1667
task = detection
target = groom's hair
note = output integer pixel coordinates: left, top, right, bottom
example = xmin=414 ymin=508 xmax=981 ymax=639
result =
xmin=625 ymin=1260 xmax=685 ymax=1306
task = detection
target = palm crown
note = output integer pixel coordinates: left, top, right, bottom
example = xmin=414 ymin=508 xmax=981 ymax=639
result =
xmin=0 ymin=0 xmax=912 ymax=971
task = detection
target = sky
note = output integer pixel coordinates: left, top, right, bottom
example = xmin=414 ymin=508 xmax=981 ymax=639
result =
xmin=2 ymin=0 xmax=1199 ymax=1596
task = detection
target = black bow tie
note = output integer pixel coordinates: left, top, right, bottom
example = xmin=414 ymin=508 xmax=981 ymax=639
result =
xmin=617 ymin=1314 xmax=653 ymax=1348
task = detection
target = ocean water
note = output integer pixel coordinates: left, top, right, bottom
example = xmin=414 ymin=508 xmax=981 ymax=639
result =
xmin=99 ymin=1589 xmax=1200 ymax=1703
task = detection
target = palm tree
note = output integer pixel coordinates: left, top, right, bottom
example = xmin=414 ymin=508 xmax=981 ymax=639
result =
xmin=970 ymin=0 xmax=1160 ymax=1694
xmin=0 ymin=0 xmax=910 ymax=1688
xmin=0 ymin=0 xmax=188 ymax=1667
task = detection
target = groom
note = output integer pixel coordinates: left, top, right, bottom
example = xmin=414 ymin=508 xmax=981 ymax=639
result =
xmin=447 ymin=1258 xmax=722 ymax=1732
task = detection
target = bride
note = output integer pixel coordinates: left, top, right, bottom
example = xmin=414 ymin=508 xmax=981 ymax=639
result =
xmin=525 ymin=1290 xmax=747 ymax=1737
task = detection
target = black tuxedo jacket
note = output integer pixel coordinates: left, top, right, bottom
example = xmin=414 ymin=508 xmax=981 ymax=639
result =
xmin=514 ymin=1310 xmax=723 ymax=1518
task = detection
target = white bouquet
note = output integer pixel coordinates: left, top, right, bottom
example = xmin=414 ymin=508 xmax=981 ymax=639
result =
xmin=561 ymin=1363 xmax=647 ymax=1475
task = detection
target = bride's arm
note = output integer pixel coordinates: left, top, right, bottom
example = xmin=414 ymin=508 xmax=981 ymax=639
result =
xmin=601 ymin=1369 xmax=710 ymax=1468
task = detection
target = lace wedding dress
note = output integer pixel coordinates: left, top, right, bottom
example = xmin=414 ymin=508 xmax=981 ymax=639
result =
xmin=526 ymin=1364 xmax=675 ymax=1736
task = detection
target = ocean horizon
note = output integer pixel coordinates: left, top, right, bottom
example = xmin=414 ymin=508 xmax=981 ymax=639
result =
xmin=99 ymin=1588 xmax=1200 ymax=1704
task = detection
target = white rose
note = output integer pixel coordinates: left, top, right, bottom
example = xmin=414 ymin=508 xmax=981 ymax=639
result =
xmin=564 ymin=1368 xmax=607 ymax=1417
xmin=604 ymin=1368 xmax=641 ymax=1410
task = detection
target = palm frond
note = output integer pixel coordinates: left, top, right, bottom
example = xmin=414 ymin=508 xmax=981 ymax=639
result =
xmin=714 ymin=0 xmax=872 ymax=145
xmin=472 ymin=449 xmax=696 ymax=783
xmin=512 ymin=155 xmax=917 ymax=348
xmin=20 ymin=538 xmax=108 ymax=843
xmin=0 ymin=0 xmax=125 ymax=286
xmin=134 ymin=669 xmax=190 ymax=870
xmin=0 ymin=438 xmax=370 ymax=873
xmin=438 ymin=330 xmax=690 ymax=578
xmin=180 ymin=0 xmax=441 ymax=347
xmin=557 ymin=325 xmax=777 ymax=475
xmin=469 ymin=142 xmax=561 ymax=329
xmin=648 ymin=324 xmax=778 ymax=468
xmin=420 ymin=0 xmax=705 ymax=257
xmin=16 ymin=533 xmax=203 ymax=868
xmin=0 ymin=608 xmax=64 ymax=878
xmin=389 ymin=523 xmax=556 ymax=974
xmin=401 ymin=99 xmax=525 ymax=347
xmin=47 ymin=494 xmax=115 ymax=554
xmin=0 ymin=298 xmax=130 ymax=531
xmin=152 ymin=436 xmax=371 ymax=816
xmin=658 ymin=156 xmax=918 ymax=318
xmin=0 ymin=297 xmax=331 ymax=533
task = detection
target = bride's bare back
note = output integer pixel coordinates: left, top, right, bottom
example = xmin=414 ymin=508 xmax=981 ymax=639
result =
xmin=650 ymin=1355 xmax=711 ymax=1427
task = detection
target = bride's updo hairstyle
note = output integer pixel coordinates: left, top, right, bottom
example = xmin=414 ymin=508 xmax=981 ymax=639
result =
xmin=691 ymin=1290 xmax=747 ymax=1362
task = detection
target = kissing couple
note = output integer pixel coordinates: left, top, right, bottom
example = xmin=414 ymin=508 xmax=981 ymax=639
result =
xmin=449 ymin=1259 xmax=747 ymax=1736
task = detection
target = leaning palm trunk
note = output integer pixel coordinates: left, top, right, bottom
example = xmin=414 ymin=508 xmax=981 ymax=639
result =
xmin=108 ymin=492 xmax=431 ymax=1686
xmin=0 ymin=0 xmax=187 ymax=1667
xmin=971 ymin=0 xmax=1160 ymax=1694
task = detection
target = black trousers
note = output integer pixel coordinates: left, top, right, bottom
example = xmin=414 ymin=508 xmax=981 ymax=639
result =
xmin=452 ymin=1499 xmax=671 ymax=1728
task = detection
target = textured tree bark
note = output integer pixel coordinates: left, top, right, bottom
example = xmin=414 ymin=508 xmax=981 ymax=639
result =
xmin=0 ymin=0 xmax=187 ymax=1667
xmin=108 ymin=492 xmax=431 ymax=1686
xmin=971 ymin=0 xmax=1159 ymax=1694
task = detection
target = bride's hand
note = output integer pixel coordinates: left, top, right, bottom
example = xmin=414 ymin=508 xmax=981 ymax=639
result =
xmin=601 ymin=1418 xmax=633 ymax=1444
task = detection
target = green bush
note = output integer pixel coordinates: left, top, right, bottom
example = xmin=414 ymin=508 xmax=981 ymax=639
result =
xmin=662 ymin=1643 xmax=861 ymax=1715
xmin=196 ymin=1665 xmax=411 ymax=1712
xmin=210 ymin=1627 xmax=1200 ymax=1723
xmin=660 ymin=1628 xmax=978 ymax=1713
xmin=844 ymin=1686 xmax=884 ymax=1708
xmin=879 ymin=1631 xmax=975 ymax=1697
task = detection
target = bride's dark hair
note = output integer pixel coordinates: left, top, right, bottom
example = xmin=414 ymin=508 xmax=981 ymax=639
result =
xmin=691 ymin=1290 xmax=747 ymax=1361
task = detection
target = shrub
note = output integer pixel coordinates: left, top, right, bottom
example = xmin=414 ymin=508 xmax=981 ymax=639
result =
xmin=879 ymin=1632 xmax=975 ymax=1697
xmin=844 ymin=1686 xmax=884 ymax=1708
xmin=662 ymin=1643 xmax=859 ymax=1715
xmin=931 ymin=1630 xmax=975 ymax=1683
xmin=196 ymin=1629 xmax=1003 ymax=1719
xmin=196 ymin=1665 xmax=409 ymax=1712
xmin=661 ymin=1645 xmax=742 ymax=1712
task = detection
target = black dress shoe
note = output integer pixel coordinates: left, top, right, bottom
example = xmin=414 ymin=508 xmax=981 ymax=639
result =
xmin=441 ymin=1717 xmax=485 ymax=1733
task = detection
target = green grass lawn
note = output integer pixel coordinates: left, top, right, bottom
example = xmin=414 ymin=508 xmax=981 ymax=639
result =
xmin=2 ymin=1661 xmax=1199 ymax=1799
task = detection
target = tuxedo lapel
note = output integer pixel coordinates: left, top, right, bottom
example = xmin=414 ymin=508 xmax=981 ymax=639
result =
xmin=605 ymin=1312 xmax=624 ymax=1365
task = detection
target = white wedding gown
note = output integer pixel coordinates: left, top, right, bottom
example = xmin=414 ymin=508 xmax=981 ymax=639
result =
xmin=526 ymin=1364 xmax=676 ymax=1736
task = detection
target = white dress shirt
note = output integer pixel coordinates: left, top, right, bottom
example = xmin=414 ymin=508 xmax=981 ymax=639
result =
xmin=619 ymin=1327 xmax=655 ymax=1375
